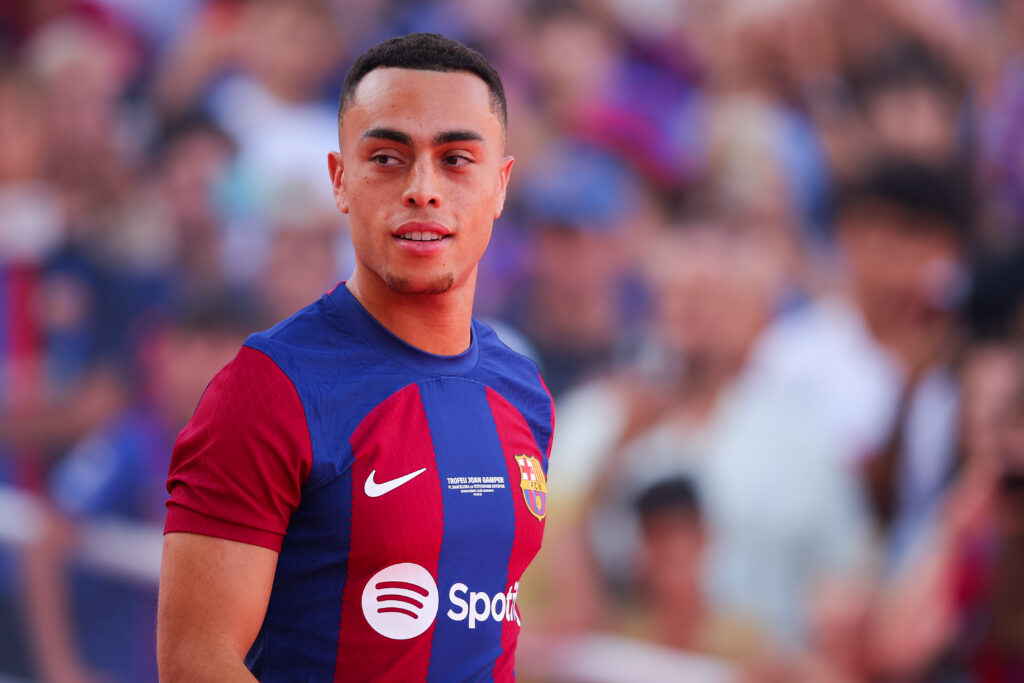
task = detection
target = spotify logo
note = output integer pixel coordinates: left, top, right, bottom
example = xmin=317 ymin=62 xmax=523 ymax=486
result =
xmin=361 ymin=563 xmax=439 ymax=640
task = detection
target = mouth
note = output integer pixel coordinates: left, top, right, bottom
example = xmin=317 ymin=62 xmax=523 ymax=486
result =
xmin=394 ymin=222 xmax=452 ymax=246
xmin=398 ymin=231 xmax=450 ymax=242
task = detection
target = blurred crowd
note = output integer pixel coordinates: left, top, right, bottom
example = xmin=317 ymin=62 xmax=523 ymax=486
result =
xmin=0 ymin=0 xmax=1022 ymax=681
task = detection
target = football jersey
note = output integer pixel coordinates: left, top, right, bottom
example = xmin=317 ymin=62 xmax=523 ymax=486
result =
xmin=165 ymin=284 xmax=554 ymax=682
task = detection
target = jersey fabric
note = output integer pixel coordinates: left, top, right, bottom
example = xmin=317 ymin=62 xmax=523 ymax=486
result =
xmin=165 ymin=284 xmax=554 ymax=682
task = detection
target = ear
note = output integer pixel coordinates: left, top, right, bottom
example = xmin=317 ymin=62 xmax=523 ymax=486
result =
xmin=328 ymin=151 xmax=349 ymax=214
xmin=493 ymin=155 xmax=515 ymax=219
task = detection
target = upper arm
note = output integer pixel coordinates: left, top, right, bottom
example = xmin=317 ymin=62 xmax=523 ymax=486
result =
xmin=158 ymin=532 xmax=278 ymax=682
xmin=165 ymin=345 xmax=313 ymax=551
xmin=158 ymin=345 xmax=313 ymax=680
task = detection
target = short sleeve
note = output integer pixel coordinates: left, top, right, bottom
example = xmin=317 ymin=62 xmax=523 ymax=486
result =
xmin=164 ymin=345 xmax=312 ymax=552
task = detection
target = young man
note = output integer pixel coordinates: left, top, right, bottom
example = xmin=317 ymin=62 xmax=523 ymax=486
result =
xmin=157 ymin=34 xmax=554 ymax=682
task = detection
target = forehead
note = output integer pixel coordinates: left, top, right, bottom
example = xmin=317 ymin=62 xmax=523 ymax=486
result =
xmin=341 ymin=68 xmax=501 ymax=141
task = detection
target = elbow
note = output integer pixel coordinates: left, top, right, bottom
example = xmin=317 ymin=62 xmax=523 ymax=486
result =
xmin=157 ymin=638 xmax=253 ymax=683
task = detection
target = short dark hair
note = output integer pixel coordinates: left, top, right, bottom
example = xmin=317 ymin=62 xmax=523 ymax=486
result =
xmin=833 ymin=158 xmax=973 ymax=241
xmin=635 ymin=476 xmax=702 ymax=524
xmin=338 ymin=33 xmax=507 ymax=132
xmin=853 ymin=40 xmax=964 ymax=108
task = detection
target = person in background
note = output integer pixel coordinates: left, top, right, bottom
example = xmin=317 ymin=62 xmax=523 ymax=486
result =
xmin=143 ymin=111 xmax=238 ymax=299
xmin=0 ymin=15 xmax=153 ymax=460
xmin=860 ymin=343 xmax=1024 ymax=681
xmin=23 ymin=295 xmax=256 ymax=683
xmin=257 ymin=179 xmax=353 ymax=327
xmin=853 ymin=41 xmax=967 ymax=166
xmin=536 ymin=208 xmax=870 ymax=657
xmin=504 ymin=142 xmax=655 ymax=398
xmin=628 ymin=476 xmax=765 ymax=669
xmin=751 ymin=158 xmax=971 ymax=568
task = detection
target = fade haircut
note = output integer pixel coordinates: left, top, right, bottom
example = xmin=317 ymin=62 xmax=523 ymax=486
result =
xmin=338 ymin=33 xmax=507 ymax=133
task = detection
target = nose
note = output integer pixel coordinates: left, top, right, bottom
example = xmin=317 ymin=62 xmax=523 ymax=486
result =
xmin=403 ymin=159 xmax=442 ymax=208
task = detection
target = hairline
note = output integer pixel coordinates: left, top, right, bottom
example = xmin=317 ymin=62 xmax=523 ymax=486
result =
xmin=337 ymin=66 xmax=507 ymax=141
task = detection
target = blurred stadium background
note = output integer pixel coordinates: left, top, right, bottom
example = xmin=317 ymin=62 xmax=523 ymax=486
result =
xmin=1 ymin=0 xmax=1023 ymax=681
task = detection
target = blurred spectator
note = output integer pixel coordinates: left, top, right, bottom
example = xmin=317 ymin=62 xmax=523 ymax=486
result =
xmin=0 ymin=14 xmax=155 ymax=459
xmin=0 ymin=67 xmax=64 ymax=459
xmin=751 ymin=158 xmax=971 ymax=567
xmin=974 ymin=0 xmax=1024 ymax=248
xmin=157 ymin=0 xmax=347 ymax=287
xmin=22 ymin=294 xmax=257 ymax=683
xmin=852 ymin=40 xmax=967 ymax=166
xmin=627 ymin=476 xmax=765 ymax=667
xmin=258 ymin=180 xmax=353 ymax=326
xmin=521 ymin=1 xmax=622 ymax=135
xmin=541 ymin=212 xmax=870 ymax=654
xmin=0 ymin=57 xmax=63 ymax=683
xmin=140 ymin=111 xmax=237 ymax=297
xmin=504 ymin=142 xmax=654 ymax=397
xmin=860 ymin=343 xmax=1024 ymax=681
xmin=22 ymin=14 xmax=142 ymax=236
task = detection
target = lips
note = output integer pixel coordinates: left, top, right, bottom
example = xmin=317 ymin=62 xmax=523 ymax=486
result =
xmin=394 ymin=222 xmax=450 ymax=239
xmin=393 ymin=221 xmax=452 ymax=253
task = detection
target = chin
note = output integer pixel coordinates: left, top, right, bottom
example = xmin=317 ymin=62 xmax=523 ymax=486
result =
xmin=384 ymin=271 xmax=456 ymax=295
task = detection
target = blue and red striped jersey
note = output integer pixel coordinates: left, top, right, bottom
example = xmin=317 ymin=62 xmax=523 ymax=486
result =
xmin=165 ymin=284 xmax=554 ymax=682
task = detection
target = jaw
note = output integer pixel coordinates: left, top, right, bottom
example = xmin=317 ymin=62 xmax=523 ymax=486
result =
xmin=383 ymin=270 xmax=457 ymax=295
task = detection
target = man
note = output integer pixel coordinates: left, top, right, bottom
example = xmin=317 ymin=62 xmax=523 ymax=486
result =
xmin=157 ymin=34 xmax=554 ymax=682
xmin=751 ymin=158 xmax=969 ymax=567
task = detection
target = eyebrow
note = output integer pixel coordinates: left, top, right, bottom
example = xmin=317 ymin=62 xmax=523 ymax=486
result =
xmin=361 ymin=127 xmax=485 ymax=147
xmin=362 ymin=127 xmax=413 ymax=146
xmin=433 ymin=130 xmax=484 ymax=145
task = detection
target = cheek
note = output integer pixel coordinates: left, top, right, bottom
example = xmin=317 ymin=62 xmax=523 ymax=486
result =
xmin=345 ymin=185 xmax=389 ymax=233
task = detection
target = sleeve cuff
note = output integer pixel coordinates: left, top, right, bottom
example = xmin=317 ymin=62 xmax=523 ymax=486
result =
xmin=164 ymin=503 xmax=285 ymax=552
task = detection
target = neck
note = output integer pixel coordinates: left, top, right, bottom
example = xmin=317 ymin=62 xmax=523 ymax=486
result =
xmin=652 ymin=592 xmax=704 ymax=651
xmin=345 ymin=270 xmax=476 ymax=356
xmin=683 ymin=352 xmax=740 ymax=399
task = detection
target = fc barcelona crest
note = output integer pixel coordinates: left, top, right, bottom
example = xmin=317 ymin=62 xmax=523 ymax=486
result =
xmin=515 ymin=455 xmax=547 ymax=521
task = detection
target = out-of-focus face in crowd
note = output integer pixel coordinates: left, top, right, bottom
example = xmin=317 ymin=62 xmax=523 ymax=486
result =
xmin=645 ymin=219 xmax=781 ymax=367
xmin=23 ymin=17 xmax=134 ymax=157
xmin=837 ymin=201 xmax=963 ymax=327
xmin=857 ymin=44 xmax=964 ymax=165
xmin=961 ymin=346 xmax=1024 ymax=469
xmin=159 ymin=123 xmax=234 ymax=231
xmin=960 ymin=344 xmax=1024 ymax=538
xmin=240 ymin=0 xmax=342 ymax=103
xmin=148 ymin=321 xmax=245 ymax=430
xmin=525 ymin=4 xmax=618 ymax=123
xmin=638 ymin=498 xmax=705 ymax=614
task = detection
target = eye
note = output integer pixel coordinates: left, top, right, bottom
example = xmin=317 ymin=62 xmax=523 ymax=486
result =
xmin=442 ymin=154 xmax=472 ymax=167
xmin=371 ymin=153 xmax=402 ymax=166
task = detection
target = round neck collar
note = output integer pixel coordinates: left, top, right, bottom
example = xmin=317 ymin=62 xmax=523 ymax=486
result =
xmin=325 ymin=283 xmax=480 ymax=376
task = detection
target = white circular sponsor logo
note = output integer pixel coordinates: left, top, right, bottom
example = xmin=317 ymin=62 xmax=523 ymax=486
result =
xmin=361 ymin=563 xmax=439 ymax=640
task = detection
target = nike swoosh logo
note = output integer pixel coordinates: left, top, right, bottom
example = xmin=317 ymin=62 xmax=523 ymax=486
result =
xmin=364 ymin=468 xmax=427 ymax=498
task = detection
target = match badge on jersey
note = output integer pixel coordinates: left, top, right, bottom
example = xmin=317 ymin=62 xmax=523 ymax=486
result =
xmin=515 ymin=455 xmax=547 ymax=521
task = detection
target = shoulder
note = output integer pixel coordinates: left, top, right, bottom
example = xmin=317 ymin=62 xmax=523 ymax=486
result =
xmin=473 ymin=319 xmax=556 ymax=452
xmin=242 ymin=293 xmax=374 ymax=379
xmin=474 ymin=320 xmax=552 ymax=406
xmin=246 ymin=295 xmax=343 ymax=354
xmin=166 ymin=344 xmax=313 ymax=551
xmin=474 ymin=319 xmax=545 ymax=385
